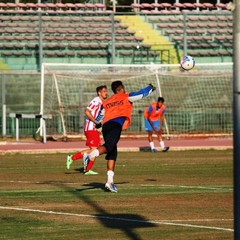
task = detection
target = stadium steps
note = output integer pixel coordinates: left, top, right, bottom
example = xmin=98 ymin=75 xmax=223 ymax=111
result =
xmin=146 ymin=14 xmax=233 ymax=63
xmin=0 ymin=59 xmax=10 ymax=70
xmin=116 ymin=15 xmax=180 ymax=64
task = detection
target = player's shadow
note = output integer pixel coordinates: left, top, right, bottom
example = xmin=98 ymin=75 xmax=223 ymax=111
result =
xmin=145 ymin=179 xmax=157 ymax=182
xmin=76 ymin=186 xmax=156 ymax=240
xmin=94 ymin=213 xmax=156 ymax=240
xmin=50 ymin=181 xmax=157 ymax=240
xmin=64 ymin=167 xmax=84 ymax=174
xmin=76 ymin=182 xmax=129 ymax=192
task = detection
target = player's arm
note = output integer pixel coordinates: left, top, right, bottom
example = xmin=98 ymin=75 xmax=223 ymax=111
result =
xmin=128 ymin=84 xmax=155 ymax=103
xmin=85 ymin=108 xmax=96 ymax=123
xmin=159 ymin=109 xmax=166 ymax=134
xmin=159 ymin=114 xmax=164 ymax=134
xmin=94 ymin=105 xmax=105 ymax=124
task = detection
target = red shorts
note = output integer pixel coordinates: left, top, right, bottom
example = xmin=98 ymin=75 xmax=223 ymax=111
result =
xmin=85 ymin=130 xmax=101 ymax=148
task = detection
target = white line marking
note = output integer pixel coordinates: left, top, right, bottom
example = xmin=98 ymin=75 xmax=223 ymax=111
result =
xmin=141 ymin=184 xmax=233 ymax=191
xmin=0 ymin=180 xmax=79 ymax=185
xmin=0 ymin=180 xmax=233 ymax=190
xmin=0 ymin=206 xmax=233 ymax=232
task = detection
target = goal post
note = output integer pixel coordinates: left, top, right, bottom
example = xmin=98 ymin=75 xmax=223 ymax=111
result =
xmin=40 ymin=63 xmax=167 ymax=139
xmin=40 ymin=62 xmax=233 ymax=140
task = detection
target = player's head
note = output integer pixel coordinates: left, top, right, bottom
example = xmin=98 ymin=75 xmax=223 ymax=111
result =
xmin=111 ymin=81 xmax=125 ymax=93
xmin=96 ymin=85 xmax=108 ymax=100
xmin=157 ymin=97 xmax=164 ymax=107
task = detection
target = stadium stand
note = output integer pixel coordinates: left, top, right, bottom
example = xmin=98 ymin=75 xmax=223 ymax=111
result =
xmin=145 ymin=9 xmax=232 ymax=62
xmin=0 ymin=2 xmax=233 ymax=70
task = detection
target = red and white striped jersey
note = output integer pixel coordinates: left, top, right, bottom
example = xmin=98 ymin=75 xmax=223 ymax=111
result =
xmin=84 ymin=96 xmax=102 ymax=131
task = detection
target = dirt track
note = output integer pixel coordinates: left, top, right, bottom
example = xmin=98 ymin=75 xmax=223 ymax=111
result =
xmin=0 ymin=137 xmax=233 ymax=154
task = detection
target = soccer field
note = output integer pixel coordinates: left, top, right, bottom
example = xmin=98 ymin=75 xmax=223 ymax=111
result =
xmin=0 ymin=150 xmax=233 ymax=240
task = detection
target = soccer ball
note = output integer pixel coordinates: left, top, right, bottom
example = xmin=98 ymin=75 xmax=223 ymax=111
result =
xmin=180 ymin=55 xmax=195 ymax=71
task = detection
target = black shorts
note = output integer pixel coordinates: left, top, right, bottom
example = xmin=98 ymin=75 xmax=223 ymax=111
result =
xmin=102 ymin=121 xmax=122 ymax=161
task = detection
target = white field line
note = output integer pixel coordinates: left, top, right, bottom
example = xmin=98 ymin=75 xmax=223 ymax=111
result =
xmin=0 ymin=206 xmax=233 ymax=232
xmin=141 ymin=184 xmax=233 ymax=191
xmin=0 ymin=180 xmax=233 ymax=192
xmin=0 ymin=180 xmax=80 ymax=185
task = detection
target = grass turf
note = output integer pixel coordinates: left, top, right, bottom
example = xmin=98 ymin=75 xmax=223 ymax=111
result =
xmin=0 ymin=150 xmax=233 ymax=240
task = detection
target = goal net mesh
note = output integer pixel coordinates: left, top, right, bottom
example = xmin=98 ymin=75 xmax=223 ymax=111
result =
xmin=41 ymin=63 xmax=232 ymax=139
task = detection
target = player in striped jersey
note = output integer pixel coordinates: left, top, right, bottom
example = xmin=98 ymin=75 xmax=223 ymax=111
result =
xmin=66 ymin=85 xmax=108 ymax=175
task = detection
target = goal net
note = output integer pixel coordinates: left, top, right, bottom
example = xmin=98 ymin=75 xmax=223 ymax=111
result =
xmin=41 ymin=62 xmax=233 ymax=140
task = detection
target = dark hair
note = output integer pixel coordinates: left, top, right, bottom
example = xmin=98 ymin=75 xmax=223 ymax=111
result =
xmin=157 ymin=97 xmax=164 ymax=102
xmin=111 ymin=81 xmax=124 ymax=93
xmin=96 ymin=85 xmax=107 ymax=94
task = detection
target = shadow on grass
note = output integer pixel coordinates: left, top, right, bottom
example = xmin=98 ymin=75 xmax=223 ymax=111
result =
xmin=76 ymin=183 xmax=156 ymax=240
xmin=51 ymin=180 xmax=157 ymax=240
xmin=76 ymin=182 xmax=129 ymax=192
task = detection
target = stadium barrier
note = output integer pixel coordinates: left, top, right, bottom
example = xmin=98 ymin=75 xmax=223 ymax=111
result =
xmin=9 ymin=113 xmax=52 ymax=143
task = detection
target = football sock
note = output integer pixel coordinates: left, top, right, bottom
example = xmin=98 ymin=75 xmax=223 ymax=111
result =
xmin=149 ymin=141 xmax=155 ymax=150
xmin=160 ymin=141 xmax=165 ymax=150
xmin=107 ymin=170 xmax=114 ymax=183
xmin=86 ymin=160 xmax=94 ymax=172
xmin=72 ymin=152 xmax=83 ymax=160
xmin=89 ymin=149 xmax=99 ymax=159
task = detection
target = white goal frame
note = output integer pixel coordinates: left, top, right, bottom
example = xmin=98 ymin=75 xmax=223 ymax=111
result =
xmin=40 ymin=62 xmax=233 ymax=140
xmin=40 ymin=63 xmax=176 ymax=139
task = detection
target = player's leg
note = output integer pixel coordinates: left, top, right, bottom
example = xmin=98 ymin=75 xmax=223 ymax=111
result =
xmin=84 ymin=130 xmax=101 ymax=174
xmin=156 ymin=128 xmax=170 ymax=152
xmin=66 ymin=151 xmax=84 ymax=170
xmin=102 ymin=122 xmax=121 ymax=192
xmin=105 ymin=148 xmax=118 ymax=193
xmin=105 ymin=159 xmax=117 ymax=193
xmin=145 ymin=118 xmax=157 ymax=152
xmin=66 ymin=131 xmax=90 ymax=169
xmin=66 ymin=130 xmax=100 ymax=171
xmin=148 ymin=131 xmax=157 ymax=152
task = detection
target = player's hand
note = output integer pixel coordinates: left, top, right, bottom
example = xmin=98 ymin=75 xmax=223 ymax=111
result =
xmin=149 ymin=83 xmax=156 ymax=91
xmin=95 ymin=122 xmax=102 ymax=133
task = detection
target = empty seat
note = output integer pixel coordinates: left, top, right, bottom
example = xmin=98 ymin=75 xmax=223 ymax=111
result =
xmin=161 ymin=3 xmax=172 ymax=9
xmin=203 ymin=2 xmax=214 ymax=9
xmin=35 ymin=3 xmax=48 ymax=10
xmin=141 ymin=3 xmax=153 ymax=8
xmin=77 ymin=51 xmax=89 ymax=58
xmin=216 ymin=3 xmax=227 ymax=10
xmin=44 ymin=51 xmax=56 ymax=57
xmin=69 ymin=43 xmax=80 ymax=50
xmin=65 ymin=51 xmax=75 ymax=57
xmin=26 ymin=3 xmax=37 ymax=10
xmin=183 ymin=3 xmax=195 ymax=9
xmin=131 ymin=3 xmax=142 ymax=9
xmin=193 ymin=3 xmax=206 ymax=10
xmin=173 ymin=2 xmax=185 ymax=9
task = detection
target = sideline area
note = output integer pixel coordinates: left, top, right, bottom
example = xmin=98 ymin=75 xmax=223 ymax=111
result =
xmin=0 ymin=137 xmax=233 ymax=154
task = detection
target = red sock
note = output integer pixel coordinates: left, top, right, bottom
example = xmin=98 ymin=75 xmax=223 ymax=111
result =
xmin=72 ymin=152 xmax=83 ymax=161
xmin=86 ymin=160 xmax=94 ymax=172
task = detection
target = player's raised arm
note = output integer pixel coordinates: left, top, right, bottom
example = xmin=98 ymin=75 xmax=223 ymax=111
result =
xmin=128 ymin=84 xmax=156 ymax=103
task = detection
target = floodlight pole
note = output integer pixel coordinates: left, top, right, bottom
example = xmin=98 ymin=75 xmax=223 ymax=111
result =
xmin=1 ymin=76 xmax=6 ymax=137
xmin=183 ymin=12 xmax=187 ymax=56
xmin=38 ymin=12 xmax=43 ymax=72
xmin=233 ymin=0 xmax=240 ymax=239
xmin=111 ymin=12 xmax=116 ymax=64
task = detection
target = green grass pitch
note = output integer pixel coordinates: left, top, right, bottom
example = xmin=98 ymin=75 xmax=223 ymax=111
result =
xmin=0 ymin=150 xmax=233 ymax=240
